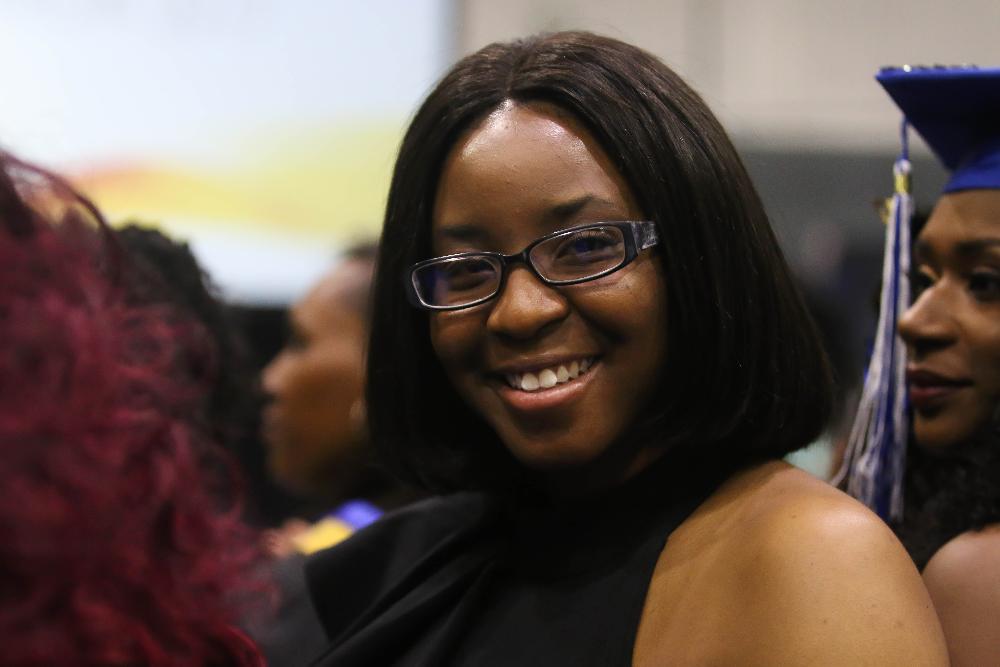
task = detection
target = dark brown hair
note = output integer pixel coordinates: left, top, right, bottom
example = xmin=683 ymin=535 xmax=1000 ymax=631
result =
xmin=367 ymin=31 xmax=833 ymax=493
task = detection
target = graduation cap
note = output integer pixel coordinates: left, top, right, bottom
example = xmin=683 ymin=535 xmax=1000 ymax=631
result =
xmin=878 ymin=66 xmax=1000 ymax=192
xmin=836 ymin=66 xmax=1000 ymax=521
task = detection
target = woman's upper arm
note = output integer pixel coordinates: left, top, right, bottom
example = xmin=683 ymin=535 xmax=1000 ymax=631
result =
xmin=738 ymin=500 xmax=949 ymax=666
xmin=923 ymin=530 xmax=1000 ymax=667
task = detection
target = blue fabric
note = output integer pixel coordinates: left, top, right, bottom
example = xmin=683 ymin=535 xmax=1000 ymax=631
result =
xmin=877 ymin=66 xmax=1000 ymax=192
xmin=946 ymin=136 xmax=1000 ymax=192
xmin=331 ymin=499 xmax=384 ymax=531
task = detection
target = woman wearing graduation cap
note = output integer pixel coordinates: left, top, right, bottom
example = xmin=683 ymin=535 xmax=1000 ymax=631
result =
xmin=841 ymin=66 xmax=1000 ymax=666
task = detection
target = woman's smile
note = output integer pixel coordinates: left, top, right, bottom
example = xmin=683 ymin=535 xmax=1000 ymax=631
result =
xmin=500 ymin=356 xmax=594 ymax=392
xmin=492 ymin=356 xmax=599 ymax=412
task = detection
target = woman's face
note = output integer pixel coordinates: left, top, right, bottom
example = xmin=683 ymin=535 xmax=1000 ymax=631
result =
xmin=261 ymin=261 xmax=370 ymax=496
xmin=428 ymin=102 xmax=669 ymax=490
xmin=900 ymin=189 xmax=1000 ymax=450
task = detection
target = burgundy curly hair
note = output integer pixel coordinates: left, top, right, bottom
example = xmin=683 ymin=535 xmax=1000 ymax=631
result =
xmin=0 ymin=153 xmax=266 ymax=666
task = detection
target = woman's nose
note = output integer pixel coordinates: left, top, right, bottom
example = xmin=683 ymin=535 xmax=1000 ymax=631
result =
xmin=486 ymin=266 xmax=570 ymax=340
xmin=898 ymin=284 xmax=957 ymax=353
xmin=261 ymin=353 xmax=288 ymax=397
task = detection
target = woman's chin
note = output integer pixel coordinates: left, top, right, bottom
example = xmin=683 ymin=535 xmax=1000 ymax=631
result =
xmin=912 ymin=417 xmax=977 ymax=453
xmin=507 ymin=442 xmax=604 ymax=471
xmin=502 ymin=435 xmax=664 ymax=497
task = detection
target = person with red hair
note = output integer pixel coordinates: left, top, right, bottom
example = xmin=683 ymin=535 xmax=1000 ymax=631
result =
xmin=0 ymin=151 xmax=266 ymax=666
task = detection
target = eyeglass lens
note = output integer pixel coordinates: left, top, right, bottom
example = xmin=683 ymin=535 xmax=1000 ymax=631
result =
xmin=413 ymin=225 xmax=627 ymax=308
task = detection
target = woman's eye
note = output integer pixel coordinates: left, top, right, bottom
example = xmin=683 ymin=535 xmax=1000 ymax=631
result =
xmin=910 ymin=269 xmax=934 ymax=298
xmin=555 ymin=232 xmax=620 ymax=262
xmin=287 ymin=332 xmax=308 ymax=351
xmin=442 ymin=260 xmax=494 ymax=290
xmin=968 ymin=270 xmax=1000 ymax=300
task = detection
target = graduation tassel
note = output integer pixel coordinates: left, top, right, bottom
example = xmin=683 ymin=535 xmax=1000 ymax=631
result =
xmin=834 ymin=120 xmax=912 ymax=522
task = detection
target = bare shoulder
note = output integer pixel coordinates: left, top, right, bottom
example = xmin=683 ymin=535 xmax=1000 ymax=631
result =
xmin=922 ymin=525 xmax=1000 ymax=666
xmin=635 ymin=461 xmax=948 ymax=666
xmin=733 ymin=462 xmax=946 ymax=663
xmin=713 ymin=462 xmax=920 ymax=599
xmin=726 ymin=460 xmax=901 ymax=552
xmin=924 ymin=525 xmax=1000 ymax=594
xmin=686 ymin=460 xmax=906 ymax=562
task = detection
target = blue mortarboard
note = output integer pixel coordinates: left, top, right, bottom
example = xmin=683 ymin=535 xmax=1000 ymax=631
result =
xmin=877 ymin=66 xmax=1000 ymax=192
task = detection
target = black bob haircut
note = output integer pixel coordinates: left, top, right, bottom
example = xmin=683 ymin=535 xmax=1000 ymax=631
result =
xmin=367 ymin=31 xmax=833 ymax=494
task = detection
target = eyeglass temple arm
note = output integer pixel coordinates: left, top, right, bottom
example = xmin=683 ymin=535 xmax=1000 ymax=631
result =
xmin=634 ymin=221 xmax=659 ymax=250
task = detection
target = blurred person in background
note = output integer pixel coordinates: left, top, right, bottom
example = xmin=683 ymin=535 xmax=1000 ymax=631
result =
xmin=113 ymin=223 xmax=303 ymax=529
xmin=253 ymin=243 xmax=418 ymax=665
xmin=261 ymin=242 xmax=414 ymax=557
xmin=116 ymin=224 xmax=255 ymax=461
xmin=114 ymin=224 xmax=340 ymax=665
xmin=0 ymin=151 xmax=265 ymax=665
xmin=841 ymin=66 xmax=1000 ymax=666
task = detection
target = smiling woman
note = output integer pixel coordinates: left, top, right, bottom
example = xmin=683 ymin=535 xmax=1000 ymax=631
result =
xmin=305 ymin=32 xmax=948 ymax=666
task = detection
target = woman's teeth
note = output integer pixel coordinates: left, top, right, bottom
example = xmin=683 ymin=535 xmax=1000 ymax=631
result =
xmin=505 ymin=358 xmax=593 ymax=392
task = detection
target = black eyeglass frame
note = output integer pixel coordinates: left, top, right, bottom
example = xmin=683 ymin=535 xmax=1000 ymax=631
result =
xmin=405 ymin=220 xmax=660 ymax=311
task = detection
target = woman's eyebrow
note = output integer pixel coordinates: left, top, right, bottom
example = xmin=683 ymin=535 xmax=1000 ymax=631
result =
xmin=287 ymin=310 xmax=309 ymax=339
xmin=955 ymin=238 xmax=1000 ymax=257
xmin=546 ymin=195 xmax=620 ymax=222
xmin=914 ymin=237 xmax=1000 ymax=263
xmin=434 ymin=195 xmax=623 ymax=242
xmin=912 ymin=238 xmax=935 ymax=263
xmin=434 ymin=223 xmax=490 ymax=245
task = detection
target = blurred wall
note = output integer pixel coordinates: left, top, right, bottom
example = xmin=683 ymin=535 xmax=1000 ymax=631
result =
xmin=456 ymin=0 xmax=1000 ymax=151
xmin=0 ymin=0 xmax=454 ymax=304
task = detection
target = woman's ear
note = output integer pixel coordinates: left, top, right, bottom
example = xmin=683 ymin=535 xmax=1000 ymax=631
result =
xmin=350 ymin=398 xmax=368 ymax=440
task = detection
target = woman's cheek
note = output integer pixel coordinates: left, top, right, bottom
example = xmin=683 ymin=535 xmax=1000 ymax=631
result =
xmin=430 ymin=311 xmax=487 ymax=375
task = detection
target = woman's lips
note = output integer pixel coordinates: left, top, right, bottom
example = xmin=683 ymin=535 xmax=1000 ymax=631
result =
xmin=503 ymin=357 xmax=594 ymax=391
xmin=493 ymin=358 xmax=599 ymax=412
xmin=906 ymin=368 xmax=972 ymax=410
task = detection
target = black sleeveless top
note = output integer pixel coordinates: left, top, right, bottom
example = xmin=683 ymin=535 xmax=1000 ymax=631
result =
xmin=306 ymin=455 xmax=739 ymax=666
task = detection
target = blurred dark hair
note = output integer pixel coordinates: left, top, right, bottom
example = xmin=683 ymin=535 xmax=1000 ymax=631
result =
xmin=116 ymin=224 xmax=252 ymax=443
xmin=896 ymin=431 xmax=1000 ymax=569
xmin=367 ymin=31 xmax=833 ymax=493
xmin=0 ymin=152 xmax=264 ymax=665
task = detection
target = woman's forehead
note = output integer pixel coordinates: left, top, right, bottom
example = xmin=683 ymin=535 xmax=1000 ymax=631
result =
xmin=917 ymin=190 xmax=1000 ymax=259
xmin=446 ymin=105 xmax=594 ymax=180
xmin=432 ymin=105 xmax=636 ymax=232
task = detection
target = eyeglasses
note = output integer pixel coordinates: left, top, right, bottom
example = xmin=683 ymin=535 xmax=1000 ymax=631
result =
xmin=406 ymin=220 xmax=659 ymax=311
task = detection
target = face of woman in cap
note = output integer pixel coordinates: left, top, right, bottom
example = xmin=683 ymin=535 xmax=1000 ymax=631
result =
xmin=901 ymin=189 xmax=1000 ymax=450
xmin=427 ymin=102 xmax=669 ymax=492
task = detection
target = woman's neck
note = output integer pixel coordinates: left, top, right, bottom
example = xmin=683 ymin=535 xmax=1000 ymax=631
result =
xmin=533 ymin=436 xmax=670 ymax=502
